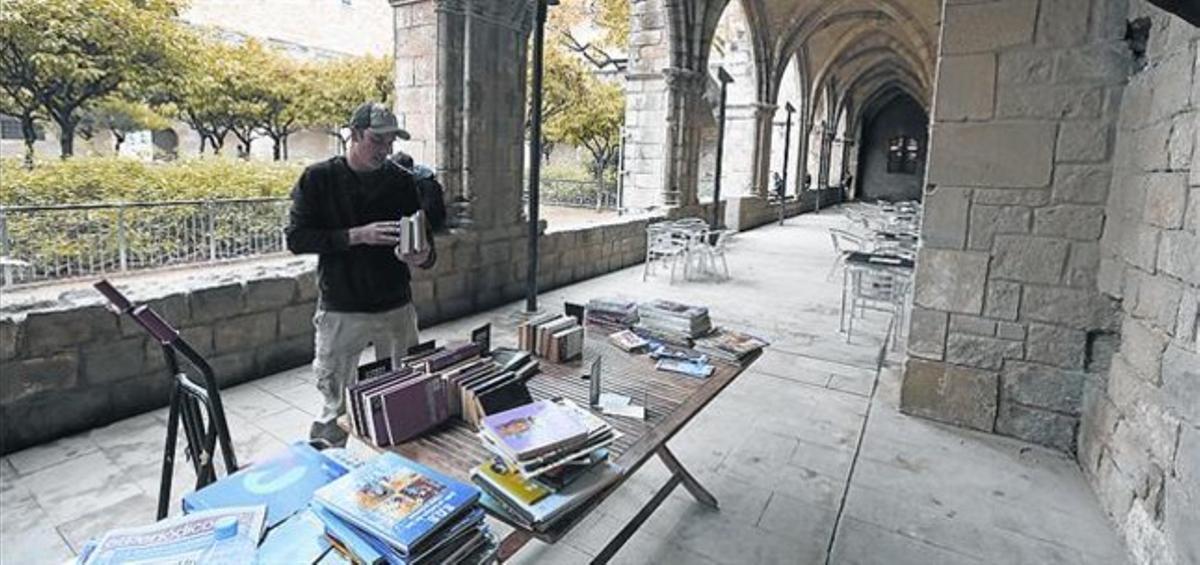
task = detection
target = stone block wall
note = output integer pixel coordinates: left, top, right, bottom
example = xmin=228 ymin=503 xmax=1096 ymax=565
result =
xmin=901 ymin=0 xmax=1133 ymax=453
xmin=723 ymin=188 xmax=846 ymax=232
xmin=0 ymin=218 xmax=654 ymax=454
xmin=623 ymin=0 xmax=673 ymax=210
xmin=1078 ymin=4 xmax=1199 ymax=564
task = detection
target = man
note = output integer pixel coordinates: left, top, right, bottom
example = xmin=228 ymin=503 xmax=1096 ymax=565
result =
xmin=285 ymin=102 xmax=436 ymax=447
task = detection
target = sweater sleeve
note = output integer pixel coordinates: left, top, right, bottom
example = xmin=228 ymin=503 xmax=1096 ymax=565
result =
xmin=285 ymin=167 xmax=351 ymax=254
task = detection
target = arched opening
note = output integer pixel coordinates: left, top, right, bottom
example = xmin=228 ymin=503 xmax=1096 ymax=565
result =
xmin=828 ymin=105 xmax=848 ymax=189
xmin=854 ymin=91 xmax=927 ymax=202
xmin=697 ymin=0 xmax=756 ymax=204
xmin=770 ymin=54 xmax=804 ymax=198
xmin=805 ymin=90 xmax=828 ymax=191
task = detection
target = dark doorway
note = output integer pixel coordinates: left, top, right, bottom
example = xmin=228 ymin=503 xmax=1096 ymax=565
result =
xmin=856 ymin=94 xmax=928 ymax=202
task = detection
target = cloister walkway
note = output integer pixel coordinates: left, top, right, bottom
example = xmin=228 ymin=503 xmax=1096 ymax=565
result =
xmin=0 ymin=207 xmax=1127 ymax=564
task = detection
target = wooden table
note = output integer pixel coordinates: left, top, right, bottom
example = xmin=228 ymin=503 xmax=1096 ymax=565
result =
xmin=364 ymin=329 xmax=760 ymax=564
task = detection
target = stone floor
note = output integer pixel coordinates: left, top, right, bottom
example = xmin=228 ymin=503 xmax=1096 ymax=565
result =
xmin=0 ymin=207 xmax=1129 ymax=564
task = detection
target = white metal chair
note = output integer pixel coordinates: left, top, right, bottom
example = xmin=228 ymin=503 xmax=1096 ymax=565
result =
xmin=840 ymin=260 xmax=912 ymax=350
xmin=643 ymin=223 xmax=690 ymax=283
xmin=828 ymin=227 xmax=867 ymax=281
xmin=696 ymin=229 xmax=733 ymax=280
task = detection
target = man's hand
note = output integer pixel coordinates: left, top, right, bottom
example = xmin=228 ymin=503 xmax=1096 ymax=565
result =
xmin=395 ymin=245 xmax=432 ymax=267
xmin=348 ymin=221 xmax=402 ymax=246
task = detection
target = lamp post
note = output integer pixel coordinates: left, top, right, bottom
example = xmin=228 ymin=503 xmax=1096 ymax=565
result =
xmin=779 ymin=101 xmax=794 ymax=226
xmin=711 ymin=66 xmax=733 ymax=231
xmin=526 ymin=0 xmax=557 ymax=313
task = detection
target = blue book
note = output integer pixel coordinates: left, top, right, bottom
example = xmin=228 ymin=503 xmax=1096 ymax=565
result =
xmin=312 ymin=452 xmax=480 ymax=556
xmin=310 ymin=504 xmax=386 ymax=565
xmin=184 ymin=442 xmax=349 ymax=529
xmin=254 ymin=509 xmax=330 ymax=565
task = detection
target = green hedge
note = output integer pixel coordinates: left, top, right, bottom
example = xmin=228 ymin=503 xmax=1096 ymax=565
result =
xmin=0 ymin=157 xmax=304 ymax=206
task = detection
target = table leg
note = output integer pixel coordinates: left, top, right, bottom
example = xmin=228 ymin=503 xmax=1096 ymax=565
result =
xmin=657 ymin=446 xmax=718 ymax=509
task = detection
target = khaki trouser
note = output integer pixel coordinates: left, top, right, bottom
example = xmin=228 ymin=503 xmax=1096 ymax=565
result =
xmin=312 ymin=303 xmax=419 ymax=423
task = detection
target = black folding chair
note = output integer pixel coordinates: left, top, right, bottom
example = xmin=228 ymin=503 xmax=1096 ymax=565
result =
xmin=94 ymin=280 xmax=239 ymax=520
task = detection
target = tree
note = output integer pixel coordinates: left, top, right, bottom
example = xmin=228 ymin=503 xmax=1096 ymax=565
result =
xmin=0 ymin=85 xmax=43 ymax=168
xmin=79 ymin=97 xmax=171 ymax=154
xmin=545 ymin=73 xmax=624 ymax=200
xmin=306 ymin=55 xmax=393 ymax=155
xmin=0 ymin=0 xmax=186 ymax=158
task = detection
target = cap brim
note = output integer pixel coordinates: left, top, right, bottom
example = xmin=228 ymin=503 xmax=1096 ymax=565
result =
xmin=368 ymin=126 xmax=411 ymax=140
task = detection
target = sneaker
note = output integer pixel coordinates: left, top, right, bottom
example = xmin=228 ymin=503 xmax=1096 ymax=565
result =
xmin=309 ymin=420 xmax=348 ymax=449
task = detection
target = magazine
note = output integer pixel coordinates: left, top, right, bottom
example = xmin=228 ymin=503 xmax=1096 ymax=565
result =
xmin=82 ymin=506 xmax=266 ymax=565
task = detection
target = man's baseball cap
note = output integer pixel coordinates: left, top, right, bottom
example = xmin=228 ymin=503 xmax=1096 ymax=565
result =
xmin=349 ymin=102 xmax=411 ymax=140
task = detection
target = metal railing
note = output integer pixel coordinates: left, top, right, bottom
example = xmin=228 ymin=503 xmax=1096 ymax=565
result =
xmin=530 ymin=178 xmax=619 ymax=210
xmin=0 ymin=198 xmax=291 ymax=288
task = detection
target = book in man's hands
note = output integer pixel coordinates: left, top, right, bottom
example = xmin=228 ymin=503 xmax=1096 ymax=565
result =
xmin=397 ymin=210 xmax=427 ymax=255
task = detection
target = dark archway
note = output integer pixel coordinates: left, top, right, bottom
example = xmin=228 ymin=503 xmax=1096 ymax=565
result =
xmin=855 ymin=93 xmax=927 ymax=202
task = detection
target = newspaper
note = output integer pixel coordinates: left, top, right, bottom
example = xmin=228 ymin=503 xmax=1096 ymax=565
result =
xmin=81 ymin=506 xmax=265 ymax=565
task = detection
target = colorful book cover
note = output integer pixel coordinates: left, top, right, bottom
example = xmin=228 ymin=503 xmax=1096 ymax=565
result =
xmin=312 ymin=452 xmax=479 ymax=555
xmin=477 ymin=462 xmax=621 ymax=530
xmin=472 ymin=459 xmax=551 ymax=506
xmin=655 ymin=358 xmax=714 ymax=378
xmin=254 ymin=509 xmax=330 ymax=565
xmin=183 ymin=442 xmax=348 ymax=529
xmin=480 ymin=399 xmax=590 ymax=460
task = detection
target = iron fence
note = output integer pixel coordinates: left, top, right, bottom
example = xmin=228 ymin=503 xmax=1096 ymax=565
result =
xmin=531 ymin=178 xmax=619 ymax=210
xmin=0 ymin=198 xmax=291 ymax=288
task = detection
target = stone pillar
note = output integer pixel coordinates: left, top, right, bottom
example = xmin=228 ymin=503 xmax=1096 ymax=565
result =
xmin=902 ymin=0 xmax=1132 ymax=459
xmin=817 ymin=129 xmax=835 ymax=189
xmin=622 ymin=0 xmax=672 ymax=211
xmin=662 ymin=67 xmax=707 ymax=207
xmin=841 ymin=139 xmax=857 ymax=198
xmin=392 ymin=0 xmax=530 ymax=230
xmin=749 ymin=102 xmax=776 ymax=198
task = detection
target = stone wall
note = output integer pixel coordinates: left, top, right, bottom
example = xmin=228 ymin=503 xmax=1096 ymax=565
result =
xmin=1079 ymin=3 xmax=1199 ymax=563
xmin=901 ymin=0 xmax=1133 ymax=453
xmin=723 ymin=188 xmax=846 ymax=232
xmin=0 ymin=218 xmax=654 ymax=454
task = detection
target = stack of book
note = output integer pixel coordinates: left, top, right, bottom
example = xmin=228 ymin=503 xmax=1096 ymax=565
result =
xmin=346 ymin=363 xmax=450 ymax=448
xmin=442 ymin=352 xmax=537 ymax=430
xmin=649 ymin=343 xmax=715 ymax=379
xmin=471 ymin=399 xmax=621 ymax=531
xmin=693 ymin=328 xmax=769 ymax=363
xmin=517 ymin=314 xmax=584 ymax=363
xmin=585 ymin=298 xmax=639 ymax=331
xmin=312 ymin=452 xmax=495 ymax=564
xmin=633 ymin=299 xmax=712 ymax=346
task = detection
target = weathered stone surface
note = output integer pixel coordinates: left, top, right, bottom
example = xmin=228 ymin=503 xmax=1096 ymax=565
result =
xmin=1032 ymin=205 xmax=1105 ymax=240
xmin=984 ymin=280 xmax=1021 ymax=321
xmin=1054 ymin=44 xmax=1132 ymax=81
xmin=973 ymin=188 xmax=1050 ymax=207
xmin=0 ymin=353 xmax=79 ymax=404
xmin=1158 ymin=230 xmax=1200 ymax=284
xmin=296 ymin=271 xmax=319 ymax=302
xmin=942 ymin=0 xmax=1037 ymax=54
xmin=913 ymin=248 xmax=990 ymax=314
xmin=948 ymin=314 xmax=996 ymax=337
xmin=995 ymin=402 xmax=1077 ymax=453
xmin=118 ymin=294 xmax=189 ymax=337
xmin=967 ymin=204 xmax=1029 ymax=251
xmin=209 ymin=349 xmax=258 ymax=388
xmin=934 ymin=54 xmax=995 ymax=121
xmin=1056 ymin=121 xmax=1111 ymax=163
xmin=945 ymin=333 xmax=1024 ymax=370
xmin=1164 ymin=429 xmax=1200 ymax=564
xmin=0 ymin=320 xmax=19 ymax=361
xmin=921 ymin=186 xmax=970 ymax=249
xmin=214 ymin=311 xmax=278 ymax=351
xmin=1035 ymin=0 xmax=1090 ymax=46
xmin=1052 ymin=165 xmax=1111 ymax=205
xmin=998 ymin=49 xmax=1053 ymax=84
xmin=1120 ymin=317 xmax=1168 ymax=384
xmin=24 ymin=307 xmax=118 ymax=357
xmin=907 ymin=307 xmax=948 ymax=361
xmin=1132 ymin=273 xmax=1182 ymax=334
xmin=278 ymin=302 xmax=317 ymax=338
xmin=1025 ymin=323 xmax=1087 ymax=369
xmin=900 ymin=358 xmax=998 ymax=432
xmin=1143 ymin=172 xmax=1188 ymax=229
xmin=1020 ymin=285 xmax=1103 ymax=329
xmin=245 ymin=278 xmax=297 ymax=311
xmin=996 ymin=84 xmax=1104 ymax=120
xmin=1001 ymin=360 xmax=1085 ymax=414
xmin=997 ymin=321 xmax=1026 ymax=341
xmin=1175 ymin=290 xmax=1198 ymax=344
xmin=1065 ymin=242 xmax=1100 ymax=288
xmin=81 ymin=337 xmax=145 ymax=385
xmin=1086 ymin=331 xmax=1119 ymax=374
xmin=189 ymin=283 xmax=245 ymax=324
xmin=928 ymin=123 xmax=1056 ymax=188
xmin=1161 ymin=345 xmax=1200 ymax=423
xmin=992 ymin=235 xmax=1068 ymax=284
xmin=1097 ymin=256 xmax=1125 ymax=299
xmin=256 ymin=335 xmax=314 ymax=377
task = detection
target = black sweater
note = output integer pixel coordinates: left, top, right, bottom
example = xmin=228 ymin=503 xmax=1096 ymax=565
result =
xmin=285 ymin=156 xmax=436 ymax=313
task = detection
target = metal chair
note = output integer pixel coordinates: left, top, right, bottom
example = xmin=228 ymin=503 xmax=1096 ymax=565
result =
xmin=643 ymin=223 xmax=690 ymax=283
xmin=695 ymin=229 xmax=733 ymax=280
xmin=828 ymin=227 xmax=867 ymax=281
xmin=840 ymin=261 xmax=911 ymax=350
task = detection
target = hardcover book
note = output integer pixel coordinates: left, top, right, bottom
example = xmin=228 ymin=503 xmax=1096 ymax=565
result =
xmin=312 ymin=452 xmax=479 ymax=556
xmin=480 ymin=399 xmax=590 ymax=461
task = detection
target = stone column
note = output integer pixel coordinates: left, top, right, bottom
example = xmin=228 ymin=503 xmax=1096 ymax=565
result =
xmin=817 ymin=129 xmax=835 ymax=189
xmin=749 ymin=102 xmax=777 ymax=199
xmin=662 ymin=67 xmax=707 ymax=207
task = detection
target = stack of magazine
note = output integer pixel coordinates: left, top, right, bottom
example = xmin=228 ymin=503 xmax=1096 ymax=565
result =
xmin=584 ymin=298 xmax=639 ymax=331
xmin=471 ymin=398 xmax=621 ymax=531
xmin=312 ymin=452 xmax=496 ymax=565
xmin=517 ymin=314 xmax=584 ymax=363
xmin=693 ymin=328 xmax=769 ymax=363
xmin=650 ymin=343 xmax=715 ymax=379
xmin=633 ymin=299 xmax=713 ymax=347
